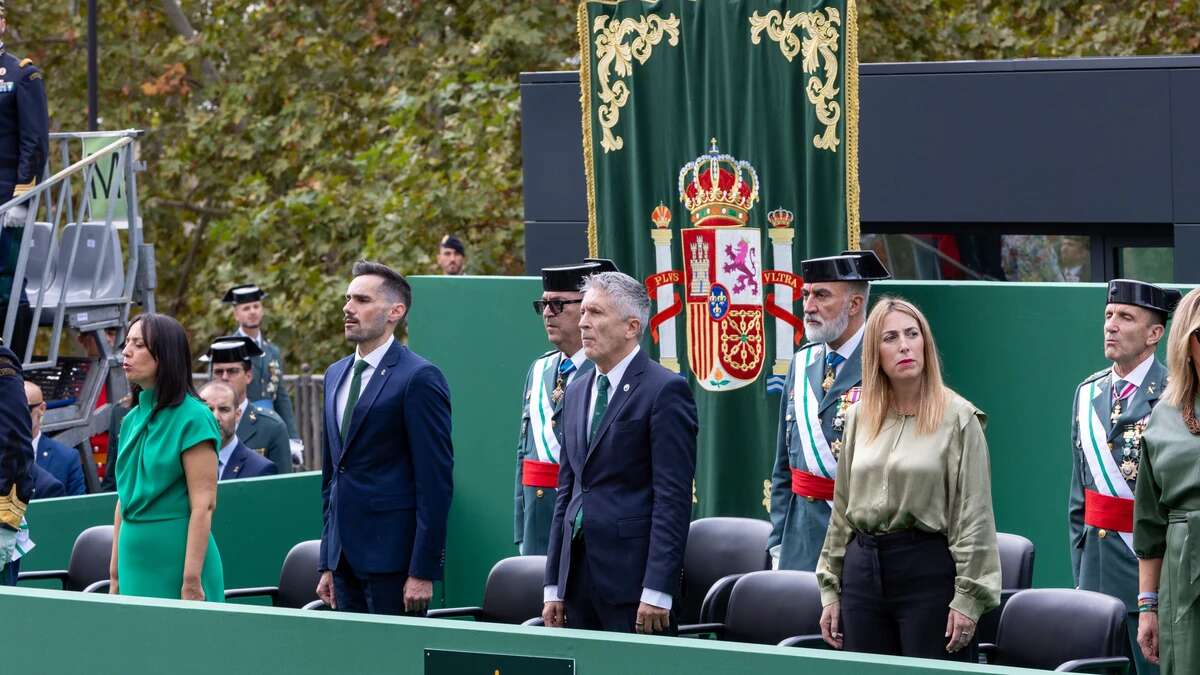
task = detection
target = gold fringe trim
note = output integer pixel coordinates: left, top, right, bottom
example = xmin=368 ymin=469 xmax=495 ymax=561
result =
xmin=578 ymin=1 xmax=600 ymax=258
xmin=845 ymin=0 xmax=861 ymax=250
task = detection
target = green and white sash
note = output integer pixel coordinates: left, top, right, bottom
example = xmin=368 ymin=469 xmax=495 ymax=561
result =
xmin=1077 ymin=379 xmax=1134 ymax=552
xmin=527 ymin=354 xmax=563 ymax=464
xmin=12 ymin=517 xmax=35 ymax=562
xmin=794 ymin=346 xmax=837 ymax=506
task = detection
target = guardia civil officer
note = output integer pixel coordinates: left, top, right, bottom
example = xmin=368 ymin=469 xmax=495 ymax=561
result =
xmin=1069 ymin=279 xmax=1181 ymax=674
xmin=0 ymin=338 xmax=36 ymax=583
xmin=223 ymin=284 xmax=299 ymax=440
xmin=205 ymin=335 xmax=292 ymax=475
xmin=767 ymin=250 xmax=889 ymax=571
xmin=0 ymin=2 xmax=50 ymax=360
xmin=514 ymin=260 xmax=616 ymax=555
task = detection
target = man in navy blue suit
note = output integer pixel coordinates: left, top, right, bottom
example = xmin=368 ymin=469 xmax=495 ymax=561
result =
xmin=24 ymin=381 xmax=85 ymax=496
xmin=198 ymin=380 xmax=277 ymax=480
xmin=543 ymin=271 xmax=698 ymax=634
xmin=316 ymin=260 xmax=454 ymax=616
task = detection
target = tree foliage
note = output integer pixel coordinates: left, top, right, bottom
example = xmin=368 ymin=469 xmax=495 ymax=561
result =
xmin=3 ymin=0 xmax=1196 ymax=368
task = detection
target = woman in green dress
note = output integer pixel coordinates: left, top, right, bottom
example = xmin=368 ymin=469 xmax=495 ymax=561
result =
xmin=108 ymin=313 xmax=224 ymax=601
xmin=1135 ymin=287 xmax=1200 ymax=673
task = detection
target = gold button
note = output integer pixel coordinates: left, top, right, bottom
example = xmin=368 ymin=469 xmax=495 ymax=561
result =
xmin=1098 ymin=529 xmax=1107 ymax=538
xmin=536 ymin=489 xmax=545 ymax=498
xmin=1108 ymin=442 xmax=1114 ymax=450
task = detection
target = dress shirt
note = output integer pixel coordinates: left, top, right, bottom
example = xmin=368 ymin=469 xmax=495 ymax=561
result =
xmin=1111 ymin=352 xmax=1155 ymax=390
xmin=563 ymin=348 xmax=588 ymax=386
xmin=336 ymin=335 xmax=395 ymax=428
xmin=237 ymin=398 xmax=249 ymax=426
xmin=216 ymin=436 xmax=238 ymax=477
xmin=826 ymin=324 xmax=864 ymax=376
xmin=546 ymin=343 xmax=673 ymax=610
xmin=236 ymin=327 xmax=263 ymax=349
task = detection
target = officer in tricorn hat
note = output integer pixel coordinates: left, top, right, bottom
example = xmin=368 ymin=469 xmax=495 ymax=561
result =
xmin=222 ymin=284 xmax=299 ymax=442
xmin=513 ymin=261 xmax=608 ymax=555
xmin=205 ymin=335 xmax=292 ymax=475
xmin=1070 ymin=278 xmax=1181 ymax=675
xmin=768 ymin=250 xmax=889 ymax=571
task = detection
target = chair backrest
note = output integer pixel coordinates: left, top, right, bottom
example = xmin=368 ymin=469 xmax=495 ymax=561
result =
xmin=47 ymin=222 xmax=124 ymax=303
xmin=723 ymin=571 xmax=822 ymax=645
xmin=480 ymin=555 xmax=548 ymax=624
xmin=681 ymin=517 xmax=772 ymax=624
xmin=274 ymin=540 xmax=323 ymax=609
xmin=996 ymin=532 xmax=1035 ymax=590
xmin=994 ymin=588 xmax=1127 ymax=670
xmin=65 ymin=525 xmax=114 ymax=592
xmin=23 ymin=222 xmax=56 ymax=294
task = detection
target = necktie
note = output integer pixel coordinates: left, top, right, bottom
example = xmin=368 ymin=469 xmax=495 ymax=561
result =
xmin=576 ymin=374 xmax=611 ymax=539
xmin=559 ymin=358 xmax=578 ymax=378
xmin=340 ymin=360 xmax=369 ymax=443
xmin=823 ymin=351 xmax=846 ymax=392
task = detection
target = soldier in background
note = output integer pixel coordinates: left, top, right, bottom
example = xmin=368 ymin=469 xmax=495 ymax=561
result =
xmin=223 ymin=284 xmax=300 ymax=444
xmin=0 ymin=1 xmax=50 ymax=360
xmin=514 ymin=261 xmax=616 ymax=555
xmin=1069 ymin=279 xmax=1180 ymax=674
xmin=437 ymin=235 xmax=466 ymax=276
xmin=767 ymin=251 xmax=889 ymax=571
xmin=206 ymin=335 xmax=292 ymax=475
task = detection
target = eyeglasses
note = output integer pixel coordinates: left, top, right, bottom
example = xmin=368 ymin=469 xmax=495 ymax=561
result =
xmin=533 ymin=298 xmax=582 ymax=316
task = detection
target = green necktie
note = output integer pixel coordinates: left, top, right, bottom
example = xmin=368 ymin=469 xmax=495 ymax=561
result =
xmin=339 ymin=360 xmax=369 ymax=443
xmin=575 ymin=374 xmax=610 ymax=539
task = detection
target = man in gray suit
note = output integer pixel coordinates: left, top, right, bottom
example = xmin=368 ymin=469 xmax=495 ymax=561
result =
xmin=767 ymin=251 xmax=889 ymax=571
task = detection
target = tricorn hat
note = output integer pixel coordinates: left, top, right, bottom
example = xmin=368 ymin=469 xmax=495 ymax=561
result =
xmin=203 ymin=335 xmax=264 ymax=364
xmin=1106 ymin=279 xmax=1182 ymax=318
xmin=542 ymin=262 xmax=601 ymax=293
xmin=583 ymin=258 xmax=620 ymax=273
xmin=222 ymin=284 xmax=266 ymax=305
xmin=801 ymin=250 xmax=891 ymax=283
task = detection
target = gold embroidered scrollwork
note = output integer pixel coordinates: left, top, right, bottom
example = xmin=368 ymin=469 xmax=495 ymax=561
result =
xmin=749 ymin=8 xmax=842 ymax=152
xmin=592 ymin=13 xmax=681 ymax=153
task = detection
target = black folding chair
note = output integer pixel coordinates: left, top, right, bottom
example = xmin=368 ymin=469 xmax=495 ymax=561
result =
xmin=225 ymin=540 xmax=325 ymax=609
xmin=976 ymin=532 xmax=1036 ymax=647
xmin=679 ymin=517 xmax=772 ymax=628
xmin=17 ymin=524 xmax=112 ymax=592
xmin=679 ymin=570 xmax=824 ymax=648
xmin=981 ymin=588 xmax=1129 ymax=673
xmin=428 ymin=555 xmax=546 ymax=625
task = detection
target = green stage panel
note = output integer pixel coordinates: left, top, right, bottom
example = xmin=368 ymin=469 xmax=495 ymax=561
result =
xmin=0 ymin=586 xmax=1043 ymax=675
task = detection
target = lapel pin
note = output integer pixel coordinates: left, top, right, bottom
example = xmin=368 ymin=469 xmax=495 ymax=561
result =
xmin=623 ymin=384 xmax=630 ymax=392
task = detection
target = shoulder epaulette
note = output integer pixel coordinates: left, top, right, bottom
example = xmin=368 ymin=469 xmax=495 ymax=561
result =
xmin=18 ymin=58 xmax=33 ymax=68
xmin=1080 ymin=367 xmax=1111 ymax=387
xmin=252 ymin=405 xmax=284 ymax=423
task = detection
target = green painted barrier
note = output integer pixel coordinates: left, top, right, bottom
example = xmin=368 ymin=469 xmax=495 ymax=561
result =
xmin=19 ymin=278 xmax=1190 ymax=611
xmin=0 ymin=585 xmax=1040 ymax=674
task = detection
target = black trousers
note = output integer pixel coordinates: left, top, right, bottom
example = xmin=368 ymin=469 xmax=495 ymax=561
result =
xmin=332 ymin=553 xmax=424 ymax=617
xmin=841 ymin=529 xmax=975 ymax=662
xmin=563 ymin=537 xmax=677 ymax=634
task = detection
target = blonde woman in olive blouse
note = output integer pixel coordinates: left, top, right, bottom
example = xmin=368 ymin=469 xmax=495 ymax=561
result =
xmin=816 ymin=297 xmax=1001 ymax=661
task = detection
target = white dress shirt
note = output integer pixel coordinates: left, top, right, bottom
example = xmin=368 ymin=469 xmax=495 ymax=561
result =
xmin=1110 ymin=352 xmax=1155 ymax=391
xmin=216 ymin=436 xmax=239 ymax=478
xmin=563 ymin=347 xmax=588 ymax=386
xmin=336 ymin=335 xmax=395 ymax=429
xmin=825 ymin=323 xmax=864 ymax=377
xmin=545 ymin=344 xmax=673 ymax=610
xmin=235 ymin=327 xmax=263 ymax=349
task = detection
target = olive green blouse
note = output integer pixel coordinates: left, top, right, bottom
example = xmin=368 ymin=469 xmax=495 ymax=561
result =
xmin=115 ymin=390 xmax=221 ymax=523
xmin=815 ymin=392 xmax=1002 ymax=622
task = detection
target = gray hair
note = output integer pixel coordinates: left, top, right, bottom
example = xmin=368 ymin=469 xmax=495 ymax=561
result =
xmin=581 ymin=271 xmax=651 ymax=336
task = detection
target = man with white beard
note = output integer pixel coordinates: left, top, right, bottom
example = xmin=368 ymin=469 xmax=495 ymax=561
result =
xmin=767 ymin=251 xmax=890 ymax=571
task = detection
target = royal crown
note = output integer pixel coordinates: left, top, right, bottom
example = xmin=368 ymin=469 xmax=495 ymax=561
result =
xmin=767 ymin=207 xmax=794 ymax=229
xmin=678 ymin=138 xmax=760 ymax=228
xmin=651 ymin=203 xmax=672 ymax=229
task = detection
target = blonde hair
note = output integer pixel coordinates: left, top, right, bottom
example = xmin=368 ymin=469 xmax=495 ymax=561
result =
xmin=860 ymin=297 xmax=949 ymax=439
xmin=1163 ymin=288 xmax=1200 ymax=410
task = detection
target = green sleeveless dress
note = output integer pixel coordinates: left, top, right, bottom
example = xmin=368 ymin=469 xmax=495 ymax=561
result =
xmin=114 ymin=390 xmax=224 ymax=601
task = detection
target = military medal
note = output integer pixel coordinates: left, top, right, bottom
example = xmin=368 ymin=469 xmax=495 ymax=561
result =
xmin=1110 ymin=400 xmax=1121 ymax=426
xmin=830 ymin=439 xmax=843 ymax=459
xmin=1120 ymin=458 xmax=1138 ymax=481
xmin=822 ymin=366 xmax=835 ymax=392
xmin=551 ymin=375 xmax=566 ymax=405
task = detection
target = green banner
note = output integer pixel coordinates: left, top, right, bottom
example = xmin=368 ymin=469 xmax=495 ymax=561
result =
xmin=579 ymin=0 xmax=859 ymax=517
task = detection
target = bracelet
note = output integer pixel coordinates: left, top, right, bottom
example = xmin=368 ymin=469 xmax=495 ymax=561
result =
xmin=1138 ymin=592 xmax=1160 ymax=603
xmin=1138 ymin=604 xmax=1158 ymax=613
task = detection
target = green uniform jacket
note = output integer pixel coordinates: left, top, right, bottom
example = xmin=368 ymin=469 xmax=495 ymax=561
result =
xmin=242 ymin=335 xmax=298 ymax=439
xmin=236 ymin=403 xmax=291 ymax=475
xmin=514 ymin=350 xmax=593 ymax=556
xmin=1069 ymin=359 xmax=1166 ymax=612
xmin=767 ymin=341 xmax=862 ymax=572
xmin=1134 ymin=396 xmax=1200 ymax=675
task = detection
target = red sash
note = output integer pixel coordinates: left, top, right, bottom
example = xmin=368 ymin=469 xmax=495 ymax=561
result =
xmin=1084 ymin=489 xmax=1134 ymax=533
xmin=522 ymin=459 xmax=560 ymax=489
xmin=790 ymin=468 xmax=835 ymax=501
